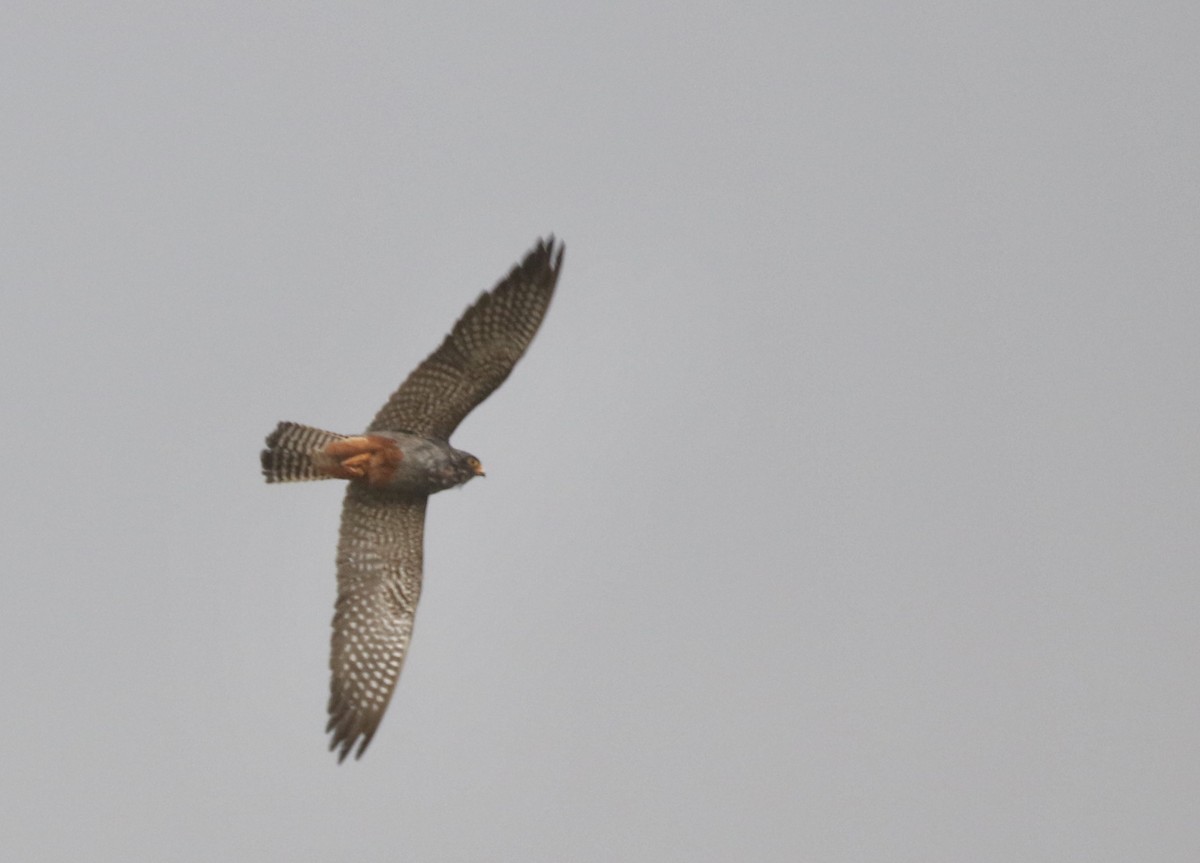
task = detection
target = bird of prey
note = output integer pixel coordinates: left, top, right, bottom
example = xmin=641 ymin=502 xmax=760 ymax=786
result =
xmin=261 ymin=237 xmax=564 ymax=761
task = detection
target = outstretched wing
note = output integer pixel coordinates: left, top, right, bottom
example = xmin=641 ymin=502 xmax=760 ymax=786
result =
xmin=367 ymin=237 xmax=564 ymax=439
xmin=326 ymin=483 xmax=427 ymax=762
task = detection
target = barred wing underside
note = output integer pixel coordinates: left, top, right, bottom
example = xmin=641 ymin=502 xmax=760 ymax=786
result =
xmin=327 ymin=483 xmax=428 ymax=762
xmin=367 ymin=237 xmax=564 ymax=440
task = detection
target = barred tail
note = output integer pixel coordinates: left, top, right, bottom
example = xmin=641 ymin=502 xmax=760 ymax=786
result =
xmin=261 ymin=421 xmax=347 ymax=483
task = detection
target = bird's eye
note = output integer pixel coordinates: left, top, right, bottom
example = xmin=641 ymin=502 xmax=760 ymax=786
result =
xmin=467 ymin=457 xmax=479 ymax=468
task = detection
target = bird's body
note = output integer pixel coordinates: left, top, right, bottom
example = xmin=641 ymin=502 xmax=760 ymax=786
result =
xmin=264 ymin=425 xmax=481 ymax=493
xmin=261 ymin=237 xmax=564 ymax=761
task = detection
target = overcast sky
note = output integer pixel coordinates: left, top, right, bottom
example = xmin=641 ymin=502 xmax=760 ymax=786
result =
xmin=3 ymin=3 xmax=1198 ymax=861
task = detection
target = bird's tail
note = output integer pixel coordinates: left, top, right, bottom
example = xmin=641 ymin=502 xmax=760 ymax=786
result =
xmin=261 ymin=421 xmax=348 ymax=483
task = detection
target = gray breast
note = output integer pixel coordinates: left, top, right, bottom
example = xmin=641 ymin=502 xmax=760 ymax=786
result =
xmin=376 ymin=433 xmax=471 ymax=494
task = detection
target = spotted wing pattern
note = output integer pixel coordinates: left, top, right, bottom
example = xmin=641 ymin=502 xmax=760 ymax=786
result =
xmin=367 ymin=237 xmax=564 ymax=440
xmin=326 ymin=483 xmax=428 ymax=762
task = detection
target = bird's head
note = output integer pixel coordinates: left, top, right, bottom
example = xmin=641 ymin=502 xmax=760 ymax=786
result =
xmin=463 ymin=453 xmax=486 ymax=478
xmin=453 ymin=450 xmax=486 ymax=483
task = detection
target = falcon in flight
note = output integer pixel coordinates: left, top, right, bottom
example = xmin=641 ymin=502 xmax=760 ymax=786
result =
xmin=261 ymin=237 xmax=564 ymax=761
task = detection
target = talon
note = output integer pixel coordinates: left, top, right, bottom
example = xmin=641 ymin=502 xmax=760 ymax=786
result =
xmin=340 ymin=453 xmax=371 ymax=477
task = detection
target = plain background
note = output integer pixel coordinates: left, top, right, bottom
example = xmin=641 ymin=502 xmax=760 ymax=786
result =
xmin=3 ymin=3 xmax=1198 ymax=861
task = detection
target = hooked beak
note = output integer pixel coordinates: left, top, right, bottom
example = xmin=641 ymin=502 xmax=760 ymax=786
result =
xmin=473 ymin=462 xmax=486 ymax=477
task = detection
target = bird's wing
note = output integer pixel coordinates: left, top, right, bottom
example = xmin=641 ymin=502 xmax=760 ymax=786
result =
xmin=367 ymin=237 xmax=564 ymax=439
xmin=326 ymin=483 xmax=428 ymax=762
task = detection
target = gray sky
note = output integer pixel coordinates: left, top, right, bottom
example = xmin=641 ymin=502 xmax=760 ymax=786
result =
xmin=3 ymin=3 xmax=1198 ymax=861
